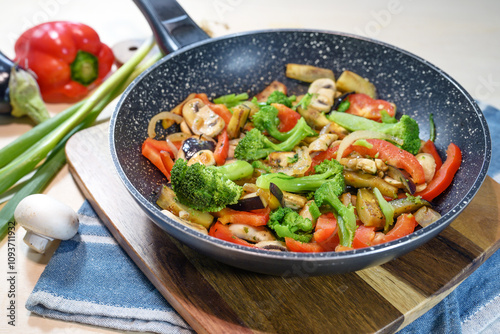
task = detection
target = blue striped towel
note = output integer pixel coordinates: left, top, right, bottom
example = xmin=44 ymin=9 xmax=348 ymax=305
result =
xmin=26 ymin=103 xmax=500 ymax=333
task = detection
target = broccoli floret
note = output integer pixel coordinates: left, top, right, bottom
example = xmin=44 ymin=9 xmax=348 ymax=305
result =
xmin=268 ymin=207 xmax=313 ymax=243
xmin=251 ymin=105 xmax=305 ymax=142
xmin=170 ymin=159 xmax=254 ymax=212
xmin=234 ymin=117 xmax=315 ymax=161
xmin=327 ymin=112 xmax=421 ymax=155
xmin=256 ymin=159 xmax=344 ymax=193
xmin=266 ymin=90 xmax=295 ymax=108
xmin=314 ymin=181 xmax=357 ymax=247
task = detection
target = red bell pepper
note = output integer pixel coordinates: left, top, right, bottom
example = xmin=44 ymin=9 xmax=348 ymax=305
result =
xmin=421 ymin=140 xmax=443 ymax=172
xmin=14 ymin=21 xmax=114 ymax=103
xmin=345 ymin=93 xmax=395 ymax=122
xmin=313 ymin=212 xmax=339 ymax=251
xmin=372 ymin=213 xmax=417 ymax=245
xmin=284 ymin=237 xmax=326 ymax=253
xmin=351 ymin=139 xmax=426 ymax=184
xmin=352 ymin=225 xmax=376 ymax=249
xmin=272 ymin=103 xmax=301 ymax=132
xmin=209 ymin=221 xmax=256 ymax=248
xmin=215 ymin=207 xmax=270 ymax=227
xmin=210 ymin=104 xmax=233 ymax=126
xmin=141 ymin=138 xmax=175 ymax=180
xmin=214 ymin=130 xmax=229 ymax=166
xmin=415 ymin=143 xmax=462 ymax=202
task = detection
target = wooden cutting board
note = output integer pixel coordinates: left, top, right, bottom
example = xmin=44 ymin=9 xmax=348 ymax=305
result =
xmin=65 ymin=122 xmax=500 ymax=334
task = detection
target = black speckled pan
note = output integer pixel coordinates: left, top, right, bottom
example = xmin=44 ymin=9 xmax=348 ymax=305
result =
xmin=109 ymin=0 xmax=491 ymax=275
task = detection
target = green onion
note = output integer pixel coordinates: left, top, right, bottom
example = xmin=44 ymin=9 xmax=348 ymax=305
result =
xmin=373 ymin=187 xmax=395 ymax=233
xmin=0 ymin=37 xmax=156 ymax=195
xmin=429 ymin=113 xmax=436 ymax=142
xmin=214 ymin=92 xmax=249 ymax=108
xmin=0 ymin=37 xmax=160 ymax=239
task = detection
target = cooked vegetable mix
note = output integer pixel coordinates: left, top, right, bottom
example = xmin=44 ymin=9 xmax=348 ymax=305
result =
xmin=143 ymin=64 xmax=461 ymax=252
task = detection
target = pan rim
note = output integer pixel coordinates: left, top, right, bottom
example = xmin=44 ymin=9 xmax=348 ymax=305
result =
xmin=109 ymin=28 xmax=492 ymax=264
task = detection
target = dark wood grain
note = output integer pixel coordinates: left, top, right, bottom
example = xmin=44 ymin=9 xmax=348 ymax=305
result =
xmin=66 ymin=122 xmax=500 ymax=333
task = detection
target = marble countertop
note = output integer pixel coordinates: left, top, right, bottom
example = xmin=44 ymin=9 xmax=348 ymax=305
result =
xmin=1 ymin=0 xmax=499 ymax=333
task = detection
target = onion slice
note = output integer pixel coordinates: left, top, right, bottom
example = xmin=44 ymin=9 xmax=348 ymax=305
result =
xmin=336 ymin=130 xmax=404 ymax=161
xmin=147 ymin=111 xmax=184 ymax=138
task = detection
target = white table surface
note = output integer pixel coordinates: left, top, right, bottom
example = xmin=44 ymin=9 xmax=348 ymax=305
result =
xmin=1 ymin=0 xmax=499 ymax=333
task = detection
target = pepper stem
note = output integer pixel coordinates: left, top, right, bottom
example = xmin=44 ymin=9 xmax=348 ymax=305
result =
xmin=70 ymin=50 xmax=99 ymax=86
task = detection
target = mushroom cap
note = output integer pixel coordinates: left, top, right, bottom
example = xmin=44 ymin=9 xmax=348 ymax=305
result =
xmin=14 ymin=194 xmax=79 ymax=240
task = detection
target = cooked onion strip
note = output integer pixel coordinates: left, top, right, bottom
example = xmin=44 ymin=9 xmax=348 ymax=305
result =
xmin=336 ymin=130 xmax=403 ymax=161
xmin=165 ymin=138 xmax=179 ymax=158
xmin=147 ymin=111 xmax=184 ymax=138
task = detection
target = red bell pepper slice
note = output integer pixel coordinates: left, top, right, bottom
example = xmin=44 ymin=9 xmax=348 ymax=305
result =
xmin=194 ymin=93 xmax=212 ymax=105
xmin=351 ymin=139 xmax=426 ymax=184
xmin=313 ymin=213 xmax=340 ymax=251
xmin=216 ymin=207 xmax=270 ymax=227
xmin=421 ymin=140 xmax=443 ymax=172
xmin=352 ymin=225 xmax=376 ymax=249
xmin=159 ymin=151 xmax=174 ymax=180
xmin=272 ymin=103 xmax=301 ymax=132
xmin=210 ymin=104 xmax=233 ymax=126
xmin=415 ymin=143 xmax=462 ymax=202
xmin=313 ymin=213 xmax=338 ymax=243
xmin=142 ymin=138 xmax=175 ymax=157
xmin=209 ymin=221 xmax=256 ymax=248
xmin=285 ymin=237 xmax=325 ymax=253
xmin=372 ymin=213 xmax=417 ymax=245
xmin=141 ymin=138 xmax=175 ymax=179
xmin=345 ymin=93 xmax=395 ymax=122
xmin=14 ymin=21 xmax=114 ymax=103
xmin=214 ymin=130 xmax=229 ymax=166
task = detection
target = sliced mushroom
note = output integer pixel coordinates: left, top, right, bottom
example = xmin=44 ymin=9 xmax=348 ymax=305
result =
xmin=308 ymin=133 xmax=338 ymax=153
xmin=268 ymin=151 xmax=298 ymax=168
xmin=191 ymin=105 xmax=225 ymax=138
xmin=270 ymin=147 xmax=312 ymax=177
xmin=187 ymin=150 xmax=216 ymax=166
xmin=308 ymin=78 xmax=337 ymax=112
xmin=182 ymin=98 xmax=205 ymax=128
xmin=228 ymin=224 xmax=276 ymax=243
xmin=254 ymin=240 xmax=287 ymax=251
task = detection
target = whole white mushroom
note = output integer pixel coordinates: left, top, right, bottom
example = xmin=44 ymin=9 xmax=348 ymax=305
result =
xmin=14 ymin=194 xmax=79 ymax=253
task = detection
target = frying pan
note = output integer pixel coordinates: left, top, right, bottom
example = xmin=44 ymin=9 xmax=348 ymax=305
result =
xmin=109 ymin=0 xmax=491 ymax=275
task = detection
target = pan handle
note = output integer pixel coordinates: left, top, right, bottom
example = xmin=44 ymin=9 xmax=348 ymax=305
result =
xmin=133 ymin=0 xmax=210 ymax=54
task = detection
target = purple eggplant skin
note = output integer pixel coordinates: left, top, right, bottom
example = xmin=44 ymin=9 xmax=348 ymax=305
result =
xmin=0 ymin=51 xmax=14 ymax=114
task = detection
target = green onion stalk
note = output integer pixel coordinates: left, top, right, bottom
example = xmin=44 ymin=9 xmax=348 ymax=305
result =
xmin=0 ymin=37 xmax=163 ymax=238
